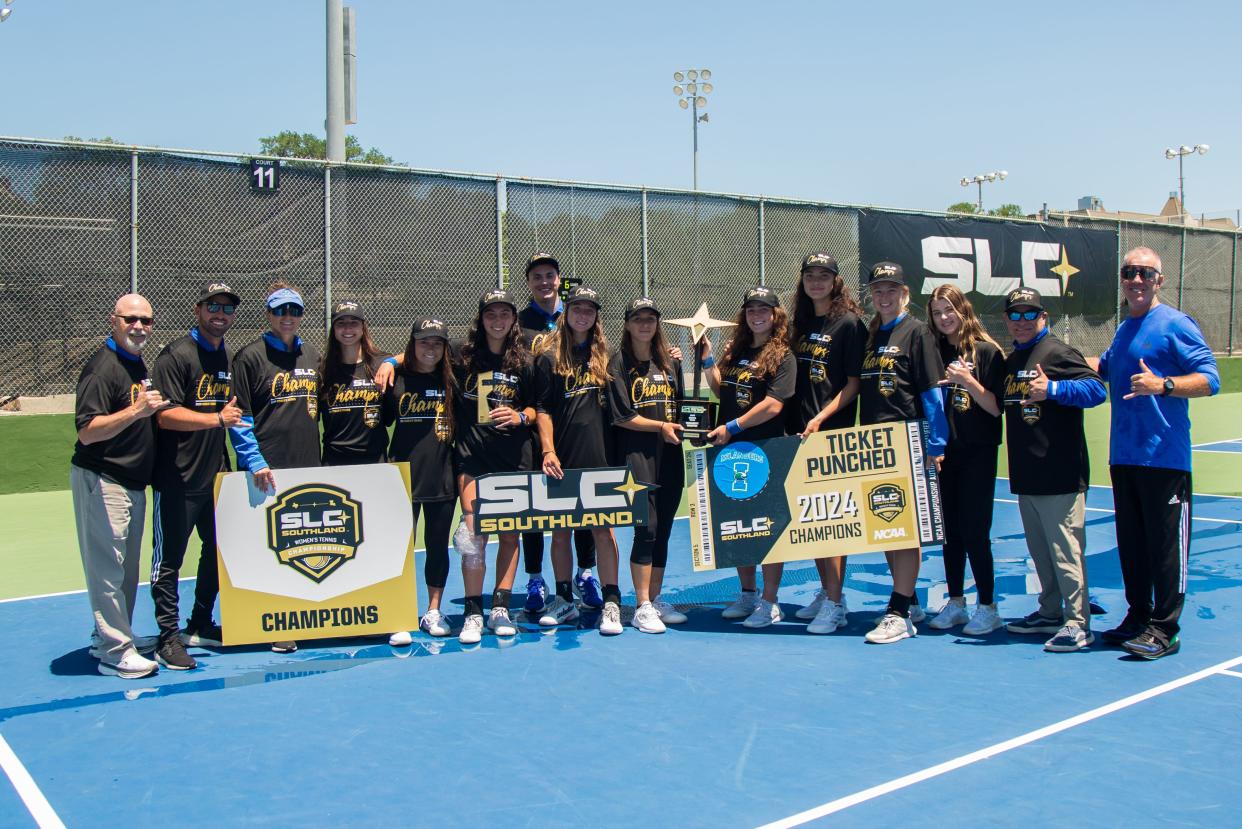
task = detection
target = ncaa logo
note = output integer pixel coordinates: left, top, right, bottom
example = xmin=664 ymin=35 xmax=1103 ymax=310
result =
xmin=713 ymin=443 xmax=770 ymax=501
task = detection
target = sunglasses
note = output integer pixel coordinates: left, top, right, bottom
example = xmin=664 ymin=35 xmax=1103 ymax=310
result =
xmin=1006 ymin=310 xmax=1041 ymax=322
xmin=269 ymin=304 xmax=304 ymax=317
xmin=1120 ymin=264 xmax=1160 ymax=282
xmin=115 ymin=314 xmax=154 ymax=326
xmin=205 ymin=302 xmax=237 ymax=315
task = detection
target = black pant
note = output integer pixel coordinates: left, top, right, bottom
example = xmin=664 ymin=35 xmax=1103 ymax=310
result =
xmin=414 ymin=499 xmax=456 ymax=589
xmin=151 ymin=489 xmax=220 ymax=639
xmin=523 ymin=529 xmax=596 ymax=575
xmin=630 ymin=448 xmax=685 ymax=568
xmin=939 ymin=442 xmax=998 ymax=605
xmin=1110 ymin=464 xmax=1190 ymax=642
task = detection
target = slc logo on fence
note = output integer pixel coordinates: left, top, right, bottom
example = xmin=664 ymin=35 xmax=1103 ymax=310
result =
xmin=266 ymin=484 xmax=364 ymax=583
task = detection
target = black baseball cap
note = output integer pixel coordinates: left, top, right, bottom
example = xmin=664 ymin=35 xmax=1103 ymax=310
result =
xmin=331 ymin=299 xmax=365 ymax=323
xmin=743 ymin=286 xmax=779 ymax=308
xmin=624 ymin=297 xmax=661 ymax=319
xmin=525 ymin=253 xmax=560 ymax=276
xmin=412 ymin=317 xmax=448 ymax=340
xmin=1005 ymin=287 xmax=1044 ymax=312
xmin=479 ymin=288 xmax=517 ymax=314
xmin=197 ymin=280 xmax=240 ymax=305
xmin=565 ymin=285 xmax=601 ymax=309
xmin=801 ymin=252 xmax=839 ymax=275
xmin=868 ymin=261 xmax=906 ymax=285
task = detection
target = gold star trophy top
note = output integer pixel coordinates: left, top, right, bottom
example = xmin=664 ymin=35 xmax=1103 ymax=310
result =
xmin=665 ymin=302 xmax=735 ymax=444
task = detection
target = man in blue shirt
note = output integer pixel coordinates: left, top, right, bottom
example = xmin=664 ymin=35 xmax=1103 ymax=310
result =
xmin=1096 ymin=247 xmax=1219 ymax=659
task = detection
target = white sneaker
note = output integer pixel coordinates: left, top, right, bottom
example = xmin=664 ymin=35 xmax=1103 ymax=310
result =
xmin=488 ymin=606 xmax=517 ymax=636
xmin=652 ymin=597 xmax=687 ymax=625
xmin=928 ymin=597 xmax=969 ymax=630
xmin=742 ymin=598 xmax=783 ymax=628
xmin=909 ymin=603 xmax=926 ymax=623
xmin=97 ymin=649 xmax=159 ymax=679
xmin=388 ymin=630 xmax=413 ymax=647
xmin=806 ymin=599 xmax=848 ymax=635
xmin=795 ymin=589 xmax=829 ymax=620
xmin=89 ymin=631 xmax=158 ymax=659
xmin=600 ymin=601 xmax=624 ymax=635
xmin=459 ymin=614 xmax=484 ymax=645
xmin=632 ymin=601 xmax=667 ymax=634
xmin=865 ymin=612 xmax=916 ymax=644
xmin=420 ymin=609 xmax=452 ymax=637
xmin=538 ymin=595 xmax=580 ymax=627
xmin=962 ymin=603 xmax=1003 ymax=636
xmin=722 ymin=591 xmax=759 ymax=620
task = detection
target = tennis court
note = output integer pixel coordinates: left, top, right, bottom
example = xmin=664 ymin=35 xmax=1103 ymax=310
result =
xmin=2 ymin=470 xmax=1241 ymax=827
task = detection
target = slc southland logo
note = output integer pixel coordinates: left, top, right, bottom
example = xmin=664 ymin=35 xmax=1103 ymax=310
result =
xmin=713 ymin=443 xmax=770 ymax=501
xmin=867 ymin=484 xmax=906 ymax=523
xmin=267 ymin=484 xmax=364 ymax=582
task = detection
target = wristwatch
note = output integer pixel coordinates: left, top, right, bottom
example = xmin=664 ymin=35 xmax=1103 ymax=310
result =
xmin=1162 ymin=377 xmax=1175 ymax=396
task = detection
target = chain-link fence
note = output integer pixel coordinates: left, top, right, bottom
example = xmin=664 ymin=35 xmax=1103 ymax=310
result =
xmin=1 ymin=137 xmax=1238 ymax=397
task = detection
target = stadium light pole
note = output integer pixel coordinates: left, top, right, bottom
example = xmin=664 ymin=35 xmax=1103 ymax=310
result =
xmin=959 ymin=170 xmax=1007 ymax=213
xmin=1164 ymin=144 xmax=1209 ymax=220
xmin=673 ymin=69 xmax=712 ymax=190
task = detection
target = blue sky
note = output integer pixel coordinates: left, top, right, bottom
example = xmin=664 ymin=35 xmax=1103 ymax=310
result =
xmin=4 ymin=1 xmax=1239 ymax=218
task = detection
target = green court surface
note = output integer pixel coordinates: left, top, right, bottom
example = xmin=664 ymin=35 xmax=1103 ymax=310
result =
xmin=2 ymin=394 xmax=1239 ymax=601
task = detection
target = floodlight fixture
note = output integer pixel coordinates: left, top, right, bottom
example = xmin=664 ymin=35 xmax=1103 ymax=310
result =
xmin=1164 ymin=142 xmax=1211 ymax=219
xmin=960 ymin=169 xmax=1007 ymax=212
xmin=672 ymin=68 xmax=715 ymax=189
xmin=688 ymin=70 xmax=698 ymax=80
xmin=674 ymin=71 xmax=684 ymax=82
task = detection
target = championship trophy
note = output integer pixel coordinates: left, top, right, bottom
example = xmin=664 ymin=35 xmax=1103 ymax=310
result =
xmin=666 ymin=303 xmax=734 ymax=445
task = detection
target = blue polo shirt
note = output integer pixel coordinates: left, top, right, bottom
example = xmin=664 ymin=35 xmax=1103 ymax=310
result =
xmin=1099 ymin=302 xmax=1219 ymax=471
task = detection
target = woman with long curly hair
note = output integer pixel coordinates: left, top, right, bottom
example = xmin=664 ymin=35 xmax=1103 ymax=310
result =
xmin=449 ymin=289 xmax=537 ymax=645
xmin=786 ymin=253 xmax=868 ymax=635
xmin=858 ymin=262 xmax=948 ymax=644
xmin=701 ymin=285 xmax=796 ymax=628
xmin=319 ymin=300 xmax=389 ymax=466
xmin=534 ymin=286 xmax=626 ymax=635
xmin=382 ymin=317 xmax=459 ymax=647
xmin=925 ymin=283 xmax=1005 ymax=635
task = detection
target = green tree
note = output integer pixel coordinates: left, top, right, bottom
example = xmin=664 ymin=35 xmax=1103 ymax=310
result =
xmin=987 ymin=203 xmax=1025 ymax=218
xmin=63 ymin=135 xmax=124 ymax=144
xmin=258 ymin=131 xmax=397 ymax=165
xmin=946 ymin=201 xmax=979 ymax=214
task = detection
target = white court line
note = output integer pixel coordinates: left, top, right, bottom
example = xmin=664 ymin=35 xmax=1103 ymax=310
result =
xmin=995 ymin=476 xmax=1242 ymax=501
xmin=993 ymin=497 xmax=1242 ymax=525
xmin=1192 ymin=438 xmax=1242 ymax=449
xmin=0 ymin=732 xmax=67 ymax=829
xmin=757 ymin=655 xmax=1242 ymax=829
xmin=1220 ymin=669 xmax=1242 ymax=679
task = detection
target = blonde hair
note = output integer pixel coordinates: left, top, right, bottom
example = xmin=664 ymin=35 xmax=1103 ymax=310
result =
xmin=866 ymin=284 xmax=911 ymax=347
xmin=720 ymin=304 xmax=791 ymax=380
xmin=928 ymin=284 xmax=1001 ymax=364
xmin=544 ymin=305 xmax=611 ymax=384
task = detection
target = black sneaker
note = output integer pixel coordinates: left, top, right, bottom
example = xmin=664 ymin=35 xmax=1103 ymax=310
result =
xmin=156 ymin=637 xmax=198 ymax=671
xmin=180 ymin=619 xmax=223 ymax=647
xmin=1123 ymin=631 xmax=1180 ymax=660
xmin=1005 ymin=612 xmax=1063 ymax=635
xmin=1101 ymin=614 xmax=1149 ymax=645
xmin=271 ymin=641 xmax=298 ymax=653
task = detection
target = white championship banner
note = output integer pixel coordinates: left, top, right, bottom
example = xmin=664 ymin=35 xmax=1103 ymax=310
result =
xmin=214 ymin=462 xmax=418 ymax=645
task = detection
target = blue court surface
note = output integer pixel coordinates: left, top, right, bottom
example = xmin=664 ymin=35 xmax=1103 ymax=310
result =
xmin=1193 ymin=438 xmax=1242 ymax=454
xmin=2 ymin=481 xmax=1241 ymax=828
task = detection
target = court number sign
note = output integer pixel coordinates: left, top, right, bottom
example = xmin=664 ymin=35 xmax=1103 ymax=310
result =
xmin=250 ymin=159 xmax=281 ymax=191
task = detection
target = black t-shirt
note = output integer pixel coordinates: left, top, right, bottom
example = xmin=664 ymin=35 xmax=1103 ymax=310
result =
xmin=1003 ymin=332 xmax=1099 ymax=495
xmin=787 ymin=312 xmax=866 ymax=433
xmin=453 ymin=347 xmax=534 ymax=474
xmin=151 ymin=332 xmax=232 ymax=492
xmin=384 ymin=369 xmax=455 ymax=501
xmin=859 ymin=315 xmax=944 ymax=426
xmin=232 ymin=335 xmax=322 ymax=470
xmin=938 ymin=338 xmax=1005 ymax=448
xmin=716 ymin=345 xmax=796 ymax=442
xmin=71 ymin=341 xmax=157 ymax=490
xmin=533 ymin=346 xmax=615 ymax=469
xmin=606 ymin=351 xmax=684 ymax=483
xmin=320 ymin=358 xmax=388 ymax=465
xmin=518 ymin=304 xmax=559 ymax=353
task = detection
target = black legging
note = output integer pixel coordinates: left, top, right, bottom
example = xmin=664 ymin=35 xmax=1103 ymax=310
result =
xmin=523 ymin=529 xmax=596 ymax=574
xmin=414 ymin=499 xmax=456 ymax=589
xmin=630 ymin=448 xmax=685 ymax=568
xmin=939 ymin=442 xmax=997 ymax=605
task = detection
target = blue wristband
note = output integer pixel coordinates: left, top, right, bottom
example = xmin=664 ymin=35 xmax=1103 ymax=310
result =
xmin=383 ymin=356 xmax=399 ymax=368
xmin=726 ymin=418 xmax=743 ymax=436
xmin=703 ymin=355 xmax=716 ymax=369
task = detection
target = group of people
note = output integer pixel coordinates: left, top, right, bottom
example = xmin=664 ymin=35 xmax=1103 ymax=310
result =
xmin=70 ymin=246 xmax=1218 ymax=680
